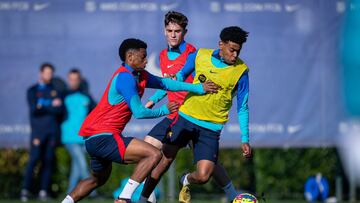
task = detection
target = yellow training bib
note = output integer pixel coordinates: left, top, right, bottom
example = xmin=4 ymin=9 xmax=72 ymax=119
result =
xmin=180 ymin=48 xmax=248 ymax=123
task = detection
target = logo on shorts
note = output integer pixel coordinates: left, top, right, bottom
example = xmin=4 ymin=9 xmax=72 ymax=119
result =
xmin=198 ymin=74 xmax=207 ymax=83
xmin=167 ymin=131 xmax=173 ymax=137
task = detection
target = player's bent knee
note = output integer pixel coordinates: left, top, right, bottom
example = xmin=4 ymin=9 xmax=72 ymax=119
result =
xmin=197 ymin=175 xmax=211 ymax=184
xmin=149 ymin=149 xmax=162 ymax=165
xmin=88 ymin=176 xmax=107 ymax=188
xmin=196 ymin=171 xmax=211 ymax=184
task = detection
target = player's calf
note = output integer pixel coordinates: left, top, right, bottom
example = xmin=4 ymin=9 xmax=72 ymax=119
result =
xmin=62 ymin=166 xmax=111 ymax=203
xmin=118 ymin=140 xmax=162 ymax=202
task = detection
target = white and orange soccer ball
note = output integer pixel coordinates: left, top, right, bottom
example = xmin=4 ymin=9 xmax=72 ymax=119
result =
xmin=232 ymin=193 xmax=258 ymax=203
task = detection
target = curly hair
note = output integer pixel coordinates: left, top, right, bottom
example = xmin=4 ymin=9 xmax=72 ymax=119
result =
xmin=118 ymin=38 xmax=147 ymax=61
xmin=220 ymin=26 xmax=249 ymax=45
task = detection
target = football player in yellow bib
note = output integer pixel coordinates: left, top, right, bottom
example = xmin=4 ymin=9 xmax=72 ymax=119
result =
xmin=140 ymin=26 xmax=252 ymax=203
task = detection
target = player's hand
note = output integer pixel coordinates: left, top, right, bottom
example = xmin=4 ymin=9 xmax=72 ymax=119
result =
xmin=241 ymin=143 xmax=252 ymax=158
xmin=202 ymin=80 xmax=220 ymax=93
xmin=52 ymin=98 xmax=62 ymax=107
xmin=145 ymin=101 xmax=155 ymax=109
xmin=164 ymin=73 xmax=177 ymax=80
xmin=167 ymin=101 xmax=179 ymax=113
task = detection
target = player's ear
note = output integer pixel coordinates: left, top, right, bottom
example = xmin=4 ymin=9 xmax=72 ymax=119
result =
xmin=219 ymin=41 xmax=224 ymax=49
xmin=183 ymin=29 xmax=188 ymax=36
xmin=126 ymin=50 xmax=133 ymax=63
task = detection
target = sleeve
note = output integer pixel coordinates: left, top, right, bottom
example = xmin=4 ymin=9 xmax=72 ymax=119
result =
xmin=27 ymin=87 xmax=63 ymax=115
xmin=115 ymin=72 xmax=170 ymax=119
xmin=27 ymin=87 xmax=42 ymax=115
xmin=236 ymin=71 xmax=250 ymax=143
xmin=148 ymin=89 xmax=167 ymax=104
xmin=175 ymin=51 xmax=197 ymax=81
xmin=42 ymin=94 xmax=63 ymax=115
xmin=43 ymin=101 xmax=63 ymax=115
xmin=146 ymin=72 xmax=204 ymax=94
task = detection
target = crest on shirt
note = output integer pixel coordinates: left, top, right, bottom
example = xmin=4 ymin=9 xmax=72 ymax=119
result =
xmin=198 ymin=74 xmax=207 ymax=83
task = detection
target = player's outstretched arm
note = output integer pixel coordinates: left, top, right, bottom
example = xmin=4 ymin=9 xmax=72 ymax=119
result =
xmin=145 ymin=60 xmax=197 ymax=108
xmin=146 ymin=73 xmax=219 ymax=94
xmin=146 ymin=89 xmax=167 ymax=108
xmin=175 ymin=51 xmax=197 ymax=81
xmin=116 ymin=72 xmax=176 ymax=119
xmin=128 ymin=96 xmax=178 ymax=119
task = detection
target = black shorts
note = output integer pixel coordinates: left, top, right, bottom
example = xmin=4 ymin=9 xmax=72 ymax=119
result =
xmin=147 ymin=117 xmax=175 ymax=143
xmin=85 ymin=134 xmax=133 ymax=172
xmin=167 ymin=115 xmax=220 ymax=163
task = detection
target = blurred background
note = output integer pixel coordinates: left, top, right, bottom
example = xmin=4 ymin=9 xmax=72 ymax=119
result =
xmin=0 ymin=0 xmax=359 ymax=202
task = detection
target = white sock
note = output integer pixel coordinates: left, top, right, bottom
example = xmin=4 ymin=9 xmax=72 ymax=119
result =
xmin=222 ymin=182 xmax=238 ymax=201
xmin=118 ymin=179 xmax=140 ymax=199
xmin=61 ymin=195 xmax=74 ymax=203
xmin=182 ymin=173 xmax=190 ymax=186
xmin=148 ymin=191 xmax=157 ymax=203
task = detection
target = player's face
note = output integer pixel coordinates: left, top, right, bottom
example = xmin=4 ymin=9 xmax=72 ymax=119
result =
xmin=130 ymin=48 xmax=148 ymax=71
xmin=219 ymin=41 xmax=242 ymax=65
xmin=68 ymin=73 xmax=81 ymax=90
xmin=164 ymin=22 xmax=186 ymax=48
xmin=40 ymin=67 xmax=53 ymax=84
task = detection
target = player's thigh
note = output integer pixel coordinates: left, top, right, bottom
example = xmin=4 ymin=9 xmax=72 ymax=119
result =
xmin=123 ymin=138 xmax=161 ymax=164
xmin=144 ymin=135 xmax=163 ymax=150
xmin=85 ymin=134 xmax=125 ymax=172
xmin=166 ymin=116 xmax=194 ymax=148
xmin=162 ymin=143 xmax=181 ymax=159
xmin=193 ymin=128 xmax=220 ymax=164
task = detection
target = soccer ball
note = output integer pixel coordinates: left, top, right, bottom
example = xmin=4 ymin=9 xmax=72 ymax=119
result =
xmin=232 ymin=193 xmax=258 ymax=203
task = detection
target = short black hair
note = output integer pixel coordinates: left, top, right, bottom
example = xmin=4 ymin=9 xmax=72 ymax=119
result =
xmin=68 ymin=68 xmax=81 ymax=76
xmin=118 ymin=38 xmax=147 ymax=61
xmin=220 ymin=26 xmax=249 ymax=45
xmin=164 ymin=11 xmax=188 ymax=29
xmin=40 ymin=63 xmax=55 ymax=72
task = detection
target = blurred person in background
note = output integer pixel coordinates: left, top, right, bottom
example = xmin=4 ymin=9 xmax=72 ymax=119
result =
xmin=21 ymin=63 xmax=63 ymax=202
xmin=61 ymin=69 xmax=96 ymax=194
xmin=338 ymin=1 xmax=360 ymax=201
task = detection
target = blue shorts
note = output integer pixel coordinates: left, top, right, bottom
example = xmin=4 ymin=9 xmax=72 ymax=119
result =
xmin=147 ymin=117 xmax=174 ymax=142
xmin=85 ymin=134 xmax=133 ymax=172
xmin=167 ymin=115 xmax=220 ymax=163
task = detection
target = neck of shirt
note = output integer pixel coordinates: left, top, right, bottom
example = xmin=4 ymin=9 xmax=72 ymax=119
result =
xmin=211 ymin=49 xmax=231 ymax=68
xmin=123 ymin=63 xmax=139 ymax=75
xmin=168 ymin=40 xmax=187 ymax=54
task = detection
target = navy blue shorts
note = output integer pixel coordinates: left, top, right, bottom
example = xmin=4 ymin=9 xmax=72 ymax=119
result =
xmin=85 ymin=134 xmax=133 ymax=172
xmin=147 ymin=117 xmax=174 ymax=142
xmin=167 ymin=115 xmax=220 ymax=163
